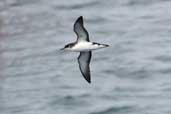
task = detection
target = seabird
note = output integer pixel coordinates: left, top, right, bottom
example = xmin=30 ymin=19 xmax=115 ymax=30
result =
xmin=61 ymin=16 xmax=109 ymax=83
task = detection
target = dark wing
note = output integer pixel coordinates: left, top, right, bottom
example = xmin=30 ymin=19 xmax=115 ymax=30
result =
xmin=74 ymin=16 xmax=89 ymax=42
xmin=78 ymin=51 xmax=92 ymax=83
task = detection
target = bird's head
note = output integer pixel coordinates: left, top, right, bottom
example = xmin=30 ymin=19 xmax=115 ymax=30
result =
xmin=60 ymin=43 xmax=75 ymax=51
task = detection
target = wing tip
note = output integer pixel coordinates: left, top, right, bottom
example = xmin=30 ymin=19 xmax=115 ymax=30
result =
xmin=82 ymin=73 xmax=91 ymax=84
xmin=78 ymin=16 xmax=83 ymax=20
xmin=86 ymin=78 xmax=91 ymax=84
xmin=75 ymin=16 xmax=83 ymax=24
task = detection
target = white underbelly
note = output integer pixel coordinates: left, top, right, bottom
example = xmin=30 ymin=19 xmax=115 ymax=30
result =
xmin=72 ymin=42 xmax=103 ymax=51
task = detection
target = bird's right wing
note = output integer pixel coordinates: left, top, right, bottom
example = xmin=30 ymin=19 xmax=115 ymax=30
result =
xmin=77 ymin=51 xmax=92 ymax=83
xmin=74 ymin=16 xmax=89 ymax=42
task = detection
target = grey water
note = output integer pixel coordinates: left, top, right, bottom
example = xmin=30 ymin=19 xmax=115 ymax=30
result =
xmin=1 ymin=0 xmax=171 ymax=114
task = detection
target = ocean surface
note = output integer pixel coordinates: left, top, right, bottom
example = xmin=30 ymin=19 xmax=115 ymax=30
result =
xmin=1 ymin=0 xmax=171 ymax=114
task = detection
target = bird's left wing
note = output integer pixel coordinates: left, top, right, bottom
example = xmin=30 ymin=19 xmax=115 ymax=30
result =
xmin=74 ymin=16 xmax=89 ymax=42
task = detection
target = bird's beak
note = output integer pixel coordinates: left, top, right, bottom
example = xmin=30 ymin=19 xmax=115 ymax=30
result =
xmin=59 ymin=48 xmax=65 ymax=52
xmin=60 ymin=48 xmax=64 ymax=50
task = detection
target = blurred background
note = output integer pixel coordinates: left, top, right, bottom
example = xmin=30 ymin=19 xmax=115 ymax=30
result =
xmin=1 ymin=0 xmax=171 ymax=114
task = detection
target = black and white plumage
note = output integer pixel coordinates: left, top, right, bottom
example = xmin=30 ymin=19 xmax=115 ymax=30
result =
xmin=78 ymin=51 xmax=91 ymax=83
xmin=74 ymin=16 xmax=89 ymax=42
xmin=61 ymin=16 xmax=109 ymax=83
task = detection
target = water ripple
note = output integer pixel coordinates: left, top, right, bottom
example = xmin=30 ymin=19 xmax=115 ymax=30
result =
xmin=90 ymin=105 xmax=134 ymax=114
xmin=54 ymin=1 xmax=100 ymax=10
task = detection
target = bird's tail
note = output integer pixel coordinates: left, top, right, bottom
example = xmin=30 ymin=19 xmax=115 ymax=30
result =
xmin=102 ymin=44 xmax=109 ymax=47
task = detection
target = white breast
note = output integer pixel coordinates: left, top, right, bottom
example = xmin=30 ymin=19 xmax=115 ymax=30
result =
xmin=71 ymin=42 xmax=104 ymax=52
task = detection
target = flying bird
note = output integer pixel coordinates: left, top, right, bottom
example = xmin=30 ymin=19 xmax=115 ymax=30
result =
xmin=61 ymin=16 xmax=109 ymax=83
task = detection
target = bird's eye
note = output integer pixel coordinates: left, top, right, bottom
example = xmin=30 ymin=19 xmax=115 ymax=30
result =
xmin=65 ymin=45 xmax=69 ymax=48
